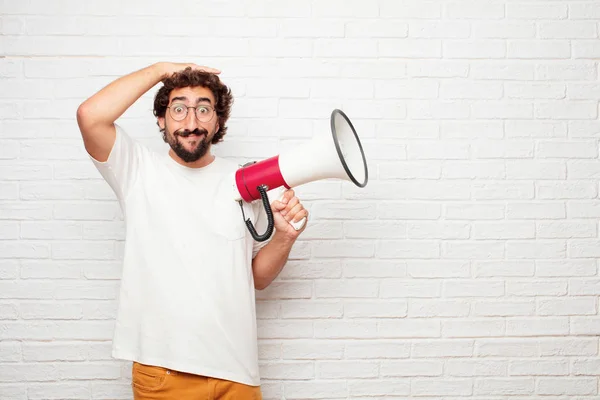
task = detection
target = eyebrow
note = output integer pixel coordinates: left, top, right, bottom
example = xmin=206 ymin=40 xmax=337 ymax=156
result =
xmin=170 ymin=96 xmax=213 ymax=105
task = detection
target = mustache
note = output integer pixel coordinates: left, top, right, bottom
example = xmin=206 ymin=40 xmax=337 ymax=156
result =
xmin=176 ymin=128 xmax=208 ymax=138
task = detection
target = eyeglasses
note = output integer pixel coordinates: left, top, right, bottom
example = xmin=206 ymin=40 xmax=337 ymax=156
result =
xmin=168 ymin=103 xmax=216 ymax=123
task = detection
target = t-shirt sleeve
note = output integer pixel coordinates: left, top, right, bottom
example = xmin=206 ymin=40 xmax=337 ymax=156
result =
xmin=89 ymin=124 xmax=142 ymax=201
xmin=251 ymin=186 xmax=286 ymax=259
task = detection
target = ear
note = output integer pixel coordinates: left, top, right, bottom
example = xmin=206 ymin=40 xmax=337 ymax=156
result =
xmin=215 ymin=121 xmax=220 ymax=133
xmin=158 ymin=117 xmax=165 ymax=131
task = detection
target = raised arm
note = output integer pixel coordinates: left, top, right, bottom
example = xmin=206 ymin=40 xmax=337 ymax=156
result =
xmin=76 ymin=62 xmax=220 ymax=162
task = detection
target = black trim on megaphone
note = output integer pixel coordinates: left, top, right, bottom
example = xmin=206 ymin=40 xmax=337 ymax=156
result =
xmin=330 ymin=109 xmax=368 ymax=188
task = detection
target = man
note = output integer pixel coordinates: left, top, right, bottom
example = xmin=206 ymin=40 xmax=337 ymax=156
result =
xmin=76 ymin=62 xmax=308 ymax=399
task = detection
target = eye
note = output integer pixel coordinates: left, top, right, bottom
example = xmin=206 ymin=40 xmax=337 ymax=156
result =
xmin=198 ymin=106 xmax=210 ymax=114
xmin=171 ymin=104 xmax=186 ymax=114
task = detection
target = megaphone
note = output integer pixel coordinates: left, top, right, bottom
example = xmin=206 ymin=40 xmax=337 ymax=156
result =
xmin=234 ymin=109 xmax=368 ymax=242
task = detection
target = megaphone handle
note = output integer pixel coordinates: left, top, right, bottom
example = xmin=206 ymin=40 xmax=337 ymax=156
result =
xmin=289 ymin=216 xmax=307 ymax=231
xmin=279 ymin=194 xmax=307 ymax=231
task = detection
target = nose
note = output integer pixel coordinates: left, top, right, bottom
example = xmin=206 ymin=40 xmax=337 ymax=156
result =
xmin=182 ymin=108 xmax=199 ymax=131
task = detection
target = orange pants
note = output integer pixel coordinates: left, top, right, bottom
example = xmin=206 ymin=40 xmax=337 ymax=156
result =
xmin=132 ymin=362 xmax=263 ymax=400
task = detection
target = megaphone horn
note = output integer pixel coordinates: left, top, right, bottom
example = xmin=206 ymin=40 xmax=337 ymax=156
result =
xmin=235 ymin=109 xmax=368 ymax=241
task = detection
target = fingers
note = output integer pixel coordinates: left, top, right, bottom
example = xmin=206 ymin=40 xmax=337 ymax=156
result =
xmin=280 ymin=197 xmax=299 ymax=216
xmin=191 ymin=64 xmax=221 ymax=74
xmin=200 ymin=66 xmax=221 ymax=74
xmin=281 ymin=200 xmax=307 ymax=223
xmin=280 ymin=189 xmax=295 ymax=205
xmin=291 ymin=208 xmax=309 ymax=223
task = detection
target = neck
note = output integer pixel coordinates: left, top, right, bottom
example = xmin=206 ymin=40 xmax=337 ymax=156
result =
xmin=169 ymin=149 xmax=215 ymax=168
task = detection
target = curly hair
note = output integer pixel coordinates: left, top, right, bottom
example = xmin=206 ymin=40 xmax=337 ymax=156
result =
xmin=153 ymin=67 xmax=233 ymax=144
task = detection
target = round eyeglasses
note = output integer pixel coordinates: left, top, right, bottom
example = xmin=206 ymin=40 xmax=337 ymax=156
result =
xmin=168 ymin=103 xmax=216 ymax=123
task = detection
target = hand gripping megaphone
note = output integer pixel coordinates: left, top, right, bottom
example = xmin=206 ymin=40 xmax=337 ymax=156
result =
xmin=234 ymin=109 xmax=369 ymax=241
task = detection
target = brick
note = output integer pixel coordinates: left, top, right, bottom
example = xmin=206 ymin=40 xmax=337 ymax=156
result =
xmin=444 ymin=40 xmax=506 ymax=59
xmin=507 ymin=3 xmax=567 ymax=19
xmin=537 ymin=261 xmax=597 ymax=277
xmin=412 ymin=379 xmax=473 ymax=396
xmin=314 ymin=321 xmax=377 ymax=339
xmin=315 ymin=280 xmax=378 ymax=298
xmin=255 ymin=281 xmax=312 ymax=300
xmin=407 ymin=260 xmax=470 ymax=277
xmin=569 ymin=279 xmax=600 ymax=295
xmin=348 ymin=379 xmax=410 ymax=396
xmin=537 ymin=378 xmax=598 ymax=395
xmin=343 ymin=260 xmax=407 ymax=278
xmin=381 ymin=360 xmax=442 ymax=377
xmin=536 ymin=221 xmax=597 ymax=239
xmin=473 ymin=222 xmax=535 ymax=240
xmin=378 ymin=240 xmax=440 ymax=259
xmin=378 ymin=319 xmax=440 ymax=338
xmin=279 ymin=260 xmax=342 ymax=279
xmin=260 ymin=362 xmax=314 ymax=380
xmin=509 ymin=360 xmax=569 ymax=376
xmin=473 ymin=22 xmax=535 ymax=38
xmin=538 ymin=338 xmax=598 ymax=356
xmin=315 ymin=39 xmax=377 ymax=58
xmin=568 ymin=83 xmax=600 ymax=100
xmin=507 ymin=202 xmax=565 ymax=219
xmin=536 ymin=101 xmax=598 ymax=120
xmin=282 ymin=340 xmax=344 ymax=360
xmin=506 ymin=82 xmax=565 ymax=99
xmin=474 ymin=261 xmax=535 ymax=278
xmin=442 ymin=242 xmax=505 ymax=259
xmin=476 ymin=339 xmax=540 ymax=357
xmin=409 ymin=300 xmax=470 ymax=317
xmin=445 ymin=203 xmax=505 ymax=220
xmin=506 ymin=161 xmax=566 ymax=179
xmin=443 ymin=319 xmax=505 ymax=338
xmin=574 ymin=40 xmax=600 ymax=59
xmin=445 ymin=2 xmax=504 ymax=19
xmin=538 ymin=297 xmax=597 ymax=316
xmin=473 ymin=300 xmax=535 ymax=317
xmin=536 ymin=61 xmax=597 ymax=81
xmin=539 ymin=22 xmax=597 ymax=39
xmin=409 ymin=21 xmax=470 ymax=38
xmin=442 ymin=121 xmax=504 ymax=138
xmin=447 ymin=359 xmax=507 ymax=376
xmin=414 ymin=340 xmax=473 ymax=358
xmin=379 ymin=39 xmax=442 ymax=58
xmin=283 ymin=381 xmax=347 ymax=399
xmin=278 ymin=19 xmax=344 ymax=38
xmin=380 ymin=1 xmax=442 ymax=18
xmin=572 ymin=358 xmax=600 ymax=376
xmin=317 ymin=361 xmax=378 ymax=379
xmin=506 ymin=317 xmax=569 ymax=336
xmin=474 ymin=378 xmax=534 ymax=395
xmin=344 ymin=301 xmax=407 ymax=318
xmin=506 ymin=121 xmax=567 ymax=138
xmin=507 ymin=281 xmax=567 ymax=296
xmin=508 ymin=40 xmax=571 ymax=59
xmin=408 ymin=60 xmax=469 ymax=77
xmin=440 ymin=81 xmax=502 ymax=99
xmin=571 ymin=317 xmax=600 ymax=336
xmin=345 ymin=341 xmax=409 ymax=359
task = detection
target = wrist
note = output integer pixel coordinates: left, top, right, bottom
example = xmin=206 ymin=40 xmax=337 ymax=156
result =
xmin=271 ymin=230 xmax=296 ymax=247
xmin=152 ymin=62 xmax=170 ymax=80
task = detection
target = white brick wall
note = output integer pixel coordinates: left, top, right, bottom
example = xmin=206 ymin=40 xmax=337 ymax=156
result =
xmin=1 ymin=1 xmax=599 ymax=399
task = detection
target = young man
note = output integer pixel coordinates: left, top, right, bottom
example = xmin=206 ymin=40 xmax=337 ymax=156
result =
xmin=76 ymin=63 xmax=308 ymax=399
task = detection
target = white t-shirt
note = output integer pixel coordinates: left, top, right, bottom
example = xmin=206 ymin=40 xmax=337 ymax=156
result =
xmin=90 ymin=124 xmax=275 ymax=386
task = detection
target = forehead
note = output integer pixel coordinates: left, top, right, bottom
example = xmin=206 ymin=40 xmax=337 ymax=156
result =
xmin=169 ymin=86 xmax=216 ymax=104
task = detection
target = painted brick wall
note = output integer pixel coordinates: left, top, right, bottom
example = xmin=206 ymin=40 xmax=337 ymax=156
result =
xmin=1 ymin=1 xmax=599 ymax=399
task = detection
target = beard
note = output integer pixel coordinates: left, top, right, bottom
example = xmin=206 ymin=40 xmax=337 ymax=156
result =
xmin=164 ymin=127 xmax=211 ymax=163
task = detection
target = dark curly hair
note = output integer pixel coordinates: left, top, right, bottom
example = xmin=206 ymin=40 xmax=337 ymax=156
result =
xmin=153 ymin=68 xmax=233 ymax=144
